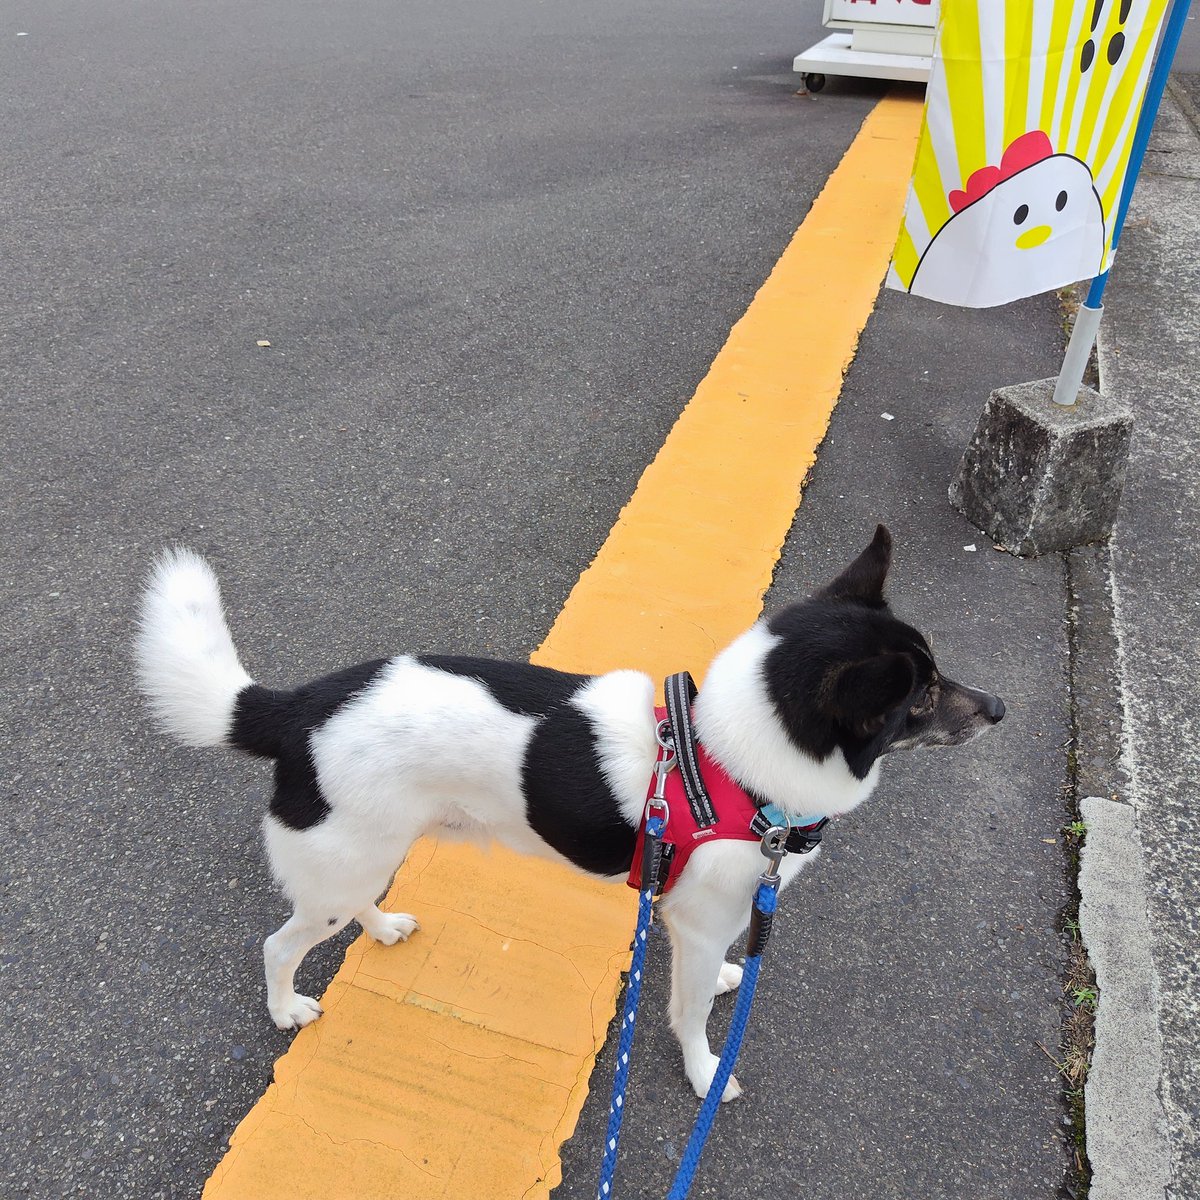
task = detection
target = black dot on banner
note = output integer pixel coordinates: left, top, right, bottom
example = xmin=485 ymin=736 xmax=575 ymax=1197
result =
xmin=1014 ymin=204 xmax=1030 ymax=225
xmin=1120 ymin=0 xmax=1133 ymax=20
xmin=1081 ymin=40 xmax=1096 ymax=72
xmin=1108 ymin=30 xmax=1125 ymax=65
xmin=1056 ymin=190 xmax=1068 ymax=212
xmin=1091 ymin=0 xmax=1105 ymax=31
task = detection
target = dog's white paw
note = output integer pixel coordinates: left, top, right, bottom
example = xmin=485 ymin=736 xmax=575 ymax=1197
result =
xmin=715 ymin=962 xmax=744 ymax=996
xmin=688 ymin=1053 xmax=743 ymax=1103
xmin=365 ymin=911 xmax=419 ymax=946
xmin=270 ymin=993 xmax=323 ymax=1031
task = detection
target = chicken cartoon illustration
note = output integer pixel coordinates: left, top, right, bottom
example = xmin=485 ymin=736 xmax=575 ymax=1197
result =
xmin=908 ymin=131 xmax=1106 ymax=307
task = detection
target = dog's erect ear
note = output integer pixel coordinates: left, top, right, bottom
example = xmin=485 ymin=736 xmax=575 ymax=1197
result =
xmin=818 ymin=524 xmax=893 ymax=607
xmin=824 ymin=651 xmax=915 ymax=737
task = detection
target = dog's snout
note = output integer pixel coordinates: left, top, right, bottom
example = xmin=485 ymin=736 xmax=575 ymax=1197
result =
xmin=960 ymin=685 xmax=1005 ymax=725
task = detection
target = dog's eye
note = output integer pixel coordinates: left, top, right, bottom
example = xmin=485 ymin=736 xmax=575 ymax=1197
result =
xmin=909 ymin=683 xmax=939 ymax=717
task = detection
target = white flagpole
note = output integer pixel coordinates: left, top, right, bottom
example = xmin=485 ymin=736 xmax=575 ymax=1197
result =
xmin=1053 ymin=0 xmax=1194 ymax=406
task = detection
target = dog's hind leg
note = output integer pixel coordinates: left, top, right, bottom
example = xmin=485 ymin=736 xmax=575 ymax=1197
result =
xmin=356 ymin=905 xmax=419 ymax=945
xmin=715 ymin=962 xmax=744 ymax=995
xmin=264 ymin=898 xmax=419 ymax=1029
xmin=264 ymin=898 xmax=418 ymax=1029
xmin=260 ymin=813 xmax=422 ymax=1031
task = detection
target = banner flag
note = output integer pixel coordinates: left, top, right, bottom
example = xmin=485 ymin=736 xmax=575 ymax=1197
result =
xmin=888 ymin=0 xmax=1171 ymax=308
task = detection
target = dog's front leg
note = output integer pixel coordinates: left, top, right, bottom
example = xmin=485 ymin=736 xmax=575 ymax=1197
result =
xmin=662 ymin=901 xmax=749 ymax=1102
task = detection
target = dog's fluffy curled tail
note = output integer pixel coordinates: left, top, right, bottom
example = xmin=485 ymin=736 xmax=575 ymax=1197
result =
xmin=135 ymin=549 xmax=284 ymax=757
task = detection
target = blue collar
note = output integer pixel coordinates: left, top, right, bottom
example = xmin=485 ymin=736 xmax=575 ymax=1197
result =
xmin=759 ymin=801 xmax=827 ymax=830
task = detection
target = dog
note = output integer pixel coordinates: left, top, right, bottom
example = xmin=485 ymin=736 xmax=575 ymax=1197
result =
xmin=134 ymin=525 xmax=1003 ymax=1101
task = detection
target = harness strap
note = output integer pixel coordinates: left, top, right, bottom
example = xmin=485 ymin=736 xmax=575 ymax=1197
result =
xmin=630 ymin=676 xmax=831 ymax=896
xmin=664 ymin=669 xmax=829 ymax=856
xmin=663 ymin=672 xmax=717 ymax=828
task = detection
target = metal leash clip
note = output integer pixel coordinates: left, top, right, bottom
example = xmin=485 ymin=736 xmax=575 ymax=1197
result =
xmin=746 ymin=826 xmax=788 ymax=958
xmin=640 ymin=719 xmax=678 ymax=908
xmin=758 ymin=824 xmax=789 ymax=884
xmin=646 ymin=718 xmax=676 ymax=825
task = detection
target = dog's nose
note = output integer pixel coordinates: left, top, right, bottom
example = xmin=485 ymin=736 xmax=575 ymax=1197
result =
xmin=962 ymin=685 xmax=1005 ymax=724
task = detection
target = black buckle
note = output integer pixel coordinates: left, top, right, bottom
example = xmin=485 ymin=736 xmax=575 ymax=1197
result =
xmin=784 ymin=817 xmax=829 ymax=855
xmin=749 ymin=809 xmax=829 ymax=854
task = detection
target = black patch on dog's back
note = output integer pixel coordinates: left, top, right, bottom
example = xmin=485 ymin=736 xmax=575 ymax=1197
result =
xmin=416 ymin=655 xmax=589 ymax=717
xmin=229 ymin=685 xmax=292 ymax=758
xmin=231 ymin=659 xmax=391 ymax=831
xmin=419 ymin=656 xmax=637 ymax=874
xmin=522 ymin=704 xmax=638 ymax=877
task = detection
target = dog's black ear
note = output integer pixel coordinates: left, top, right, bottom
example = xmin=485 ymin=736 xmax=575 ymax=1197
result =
xmin=818 ymin=525 xmax=892 ymax=607
xmin=823 ymin=651 xmax=915 ymax=737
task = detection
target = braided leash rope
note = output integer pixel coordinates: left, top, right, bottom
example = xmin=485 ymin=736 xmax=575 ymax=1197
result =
xmin=594 ymin=812 xmax=665 ymax=1200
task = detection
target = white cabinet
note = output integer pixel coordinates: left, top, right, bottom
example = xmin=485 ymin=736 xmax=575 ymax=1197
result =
xmin=795 ymin=0 xmax=940 ymax=90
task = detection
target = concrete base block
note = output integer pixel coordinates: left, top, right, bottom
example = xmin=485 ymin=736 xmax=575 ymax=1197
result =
xmin=949 ymin=378 xmax=1133 ymax=557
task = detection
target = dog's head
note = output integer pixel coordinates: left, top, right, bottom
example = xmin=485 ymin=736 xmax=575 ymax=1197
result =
xmin=764 ymin=525 xmax=1005 ymax=778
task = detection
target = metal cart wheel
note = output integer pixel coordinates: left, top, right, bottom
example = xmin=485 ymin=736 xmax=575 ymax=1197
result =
xmin=803 ymin=72 xmax=827 ymax=93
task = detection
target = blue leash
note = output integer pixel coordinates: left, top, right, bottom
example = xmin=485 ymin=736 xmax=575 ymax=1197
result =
xmin=594 ymin=822 xmax=786 ymax=1200
xmin=595 ymin=811 xmax=665 ymax=1200
xmin=666 ymin=878 xmax=777 ymax=1200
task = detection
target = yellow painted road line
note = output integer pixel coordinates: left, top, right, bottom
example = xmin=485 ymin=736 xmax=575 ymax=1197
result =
xmin=203 ymin=93 xmax=924 ymax=1200
xmin=535 ymin=95 xmax=925 ymax=683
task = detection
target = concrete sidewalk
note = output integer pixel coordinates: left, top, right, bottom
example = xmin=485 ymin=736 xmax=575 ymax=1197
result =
xmin=1080 ymin=78 xmax=1200 ymax=1200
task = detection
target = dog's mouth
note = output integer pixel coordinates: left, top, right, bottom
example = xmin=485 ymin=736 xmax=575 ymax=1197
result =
xmin=889 ymin=721 xmax=993 ymax=752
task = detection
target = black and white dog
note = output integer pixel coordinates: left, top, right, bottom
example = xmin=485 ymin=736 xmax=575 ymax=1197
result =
xmin=135 ymin=526 xmax=1003 ymax=1101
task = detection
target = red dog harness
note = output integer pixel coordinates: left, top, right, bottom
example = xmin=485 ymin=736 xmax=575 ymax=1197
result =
xmin=627 ymin=710 xmax=768 ymax=892
xmin=626 ymin=674 xmax=829 ymax=896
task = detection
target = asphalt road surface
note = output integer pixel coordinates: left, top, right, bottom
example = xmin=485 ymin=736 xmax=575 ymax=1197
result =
xmin=1 ymin=2 xmax=1074 ymax=1197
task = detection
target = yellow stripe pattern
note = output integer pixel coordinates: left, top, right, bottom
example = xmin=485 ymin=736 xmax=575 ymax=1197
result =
xmin=892 ymin=0 xmax=1170 ymax=287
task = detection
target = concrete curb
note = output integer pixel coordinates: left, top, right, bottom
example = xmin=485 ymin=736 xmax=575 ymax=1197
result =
xmin=1078 ymin=795 xmax=1171 ymax=1200
xmin=1080 ymin=82 xmax=1200 ymax=1199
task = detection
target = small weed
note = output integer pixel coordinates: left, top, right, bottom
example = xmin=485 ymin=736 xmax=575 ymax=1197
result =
xmin=1070 ymin=984 xmax=1099 ymax=1011
xmin=1064 ymin=819 xmax=1088 ymax=839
